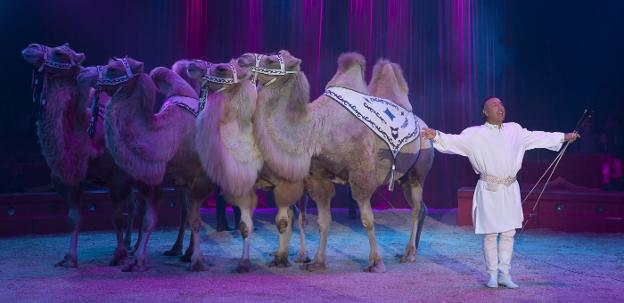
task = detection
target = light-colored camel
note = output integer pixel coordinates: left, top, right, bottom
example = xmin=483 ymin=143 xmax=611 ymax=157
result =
xmin=244 ymin=51 xmax=432 ymax=272
xmin=235 ymin=50 xmax=319 ymax=267
xmin=195 ymin=60 xmax=263 ymax=272
xmin=78 ymin=57 xmax=213 ymax=271
xmin=21 ymin=43 xmax=137 ymax=267
xmin=367 ymin=59 xmax=433 ymax=263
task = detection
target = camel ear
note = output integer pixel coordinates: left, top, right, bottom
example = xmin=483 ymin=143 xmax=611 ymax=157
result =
xmin=75 ymin=53 xmax=86 ymax=65
xmin=133 ymin=61 xmax=144 ymax=74
xmin=186 ymin=62 xmax=204 ymax=79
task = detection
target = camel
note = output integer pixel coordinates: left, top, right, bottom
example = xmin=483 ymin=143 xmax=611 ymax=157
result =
xmin=161 ymin=58 xmax=247 ymax=258
xmin=21 ymin=43 xmax=138 ymax=267
xmin=233 ymin=50 xmax=322 ymax=267
xmin=78 ymin=57 xmax=213 ymax=271
xmin=195 ymin=60 xmax=263 ymax=272
xmin=243 ymin=51 xmax=432 ymax=272
xmin=367 ymin=59 xmax=433 ymax=264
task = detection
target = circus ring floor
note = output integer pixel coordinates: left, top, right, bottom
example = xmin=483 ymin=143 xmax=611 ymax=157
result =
xmin=1 ymin=208 xmax=622 ymax=302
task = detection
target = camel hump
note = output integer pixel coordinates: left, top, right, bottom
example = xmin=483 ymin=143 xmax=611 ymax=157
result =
xmin=338 ymin=52 xmax=366 ymax=71
xmin=150 ymin=66 xmax=198 ymax=99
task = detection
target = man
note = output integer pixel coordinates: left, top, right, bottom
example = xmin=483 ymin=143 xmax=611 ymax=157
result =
xmin=421 ymin=97 xmax=579 ymax=288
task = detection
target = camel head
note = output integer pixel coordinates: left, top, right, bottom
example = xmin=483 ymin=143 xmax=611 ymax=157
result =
xmin=185 ymin=59 xmax=211 ymax=81
xmin=96 ymin=56 xmax=144 ymax=94
xmin=200 ymin=60 xmax=250 ymax=92
xmin=22 ymin=42 xmax=85 ymax=77
xmin=241 ymin=50 xmax=301 ymax=87
xmin=326 ymin=52 xmax=368 ymax=92
xmin=368 ymin=59 xmax=412 ymax=111
xmin=171 ymin=59 xmax=202 ymax=93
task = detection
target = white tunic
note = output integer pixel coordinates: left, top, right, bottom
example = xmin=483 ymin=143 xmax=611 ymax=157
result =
xmin=433 ymin=122 xmax=564 ymax=234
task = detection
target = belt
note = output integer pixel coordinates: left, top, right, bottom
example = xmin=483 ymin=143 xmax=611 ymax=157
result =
xmin=480 ymin=174 xmax=517 ymax=187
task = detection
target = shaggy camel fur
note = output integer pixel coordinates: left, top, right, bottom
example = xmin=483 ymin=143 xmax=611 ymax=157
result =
xmin=21 ymin=43 xmax=137 ymax=268
xmin=235 ymin=50 xmax=319 ymax=267
xmin=367 ymin=59 xmax=433 ymax=263
xmin=195 ymin=61 xmax=262 ymax=272
xmin=243 ymin=52 xmax=433 ymax=272
xmin=78 ymin=57 xmax=213 ymax=271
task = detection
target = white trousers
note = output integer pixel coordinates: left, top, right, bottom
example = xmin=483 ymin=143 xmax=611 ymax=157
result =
xmin=483 ymin=229 xmax=516 ymax=275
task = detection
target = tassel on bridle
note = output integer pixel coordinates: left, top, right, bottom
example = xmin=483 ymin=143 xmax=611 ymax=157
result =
xmin=87 ymin=87 xmax=101 ymax=138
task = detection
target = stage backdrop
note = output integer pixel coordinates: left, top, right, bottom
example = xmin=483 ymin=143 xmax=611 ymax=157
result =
xmin=1 ymin=0 xmax=623 ymax=207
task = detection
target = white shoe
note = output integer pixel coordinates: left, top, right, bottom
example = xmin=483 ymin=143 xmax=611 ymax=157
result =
xmin=485 ymin=273 xmax=498 ymax=288
xmin=498 ymin=273 xmax=519 ymax=288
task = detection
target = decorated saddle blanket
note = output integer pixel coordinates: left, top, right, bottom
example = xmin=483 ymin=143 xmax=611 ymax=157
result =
xmin=324 ymin=86 xmax=420 ymax=159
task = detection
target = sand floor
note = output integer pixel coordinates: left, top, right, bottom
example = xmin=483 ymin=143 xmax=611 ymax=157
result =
xmin=0 ymin=208 xmax=623 ymax=302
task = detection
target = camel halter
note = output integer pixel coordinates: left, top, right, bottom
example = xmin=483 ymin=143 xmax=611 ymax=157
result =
xmin=36 ymin=44 xmax=76 ymax=72
xmin=31 ymin=45 xmax=80 ymax=121
xmin=251 ymin=53 xmax=298 ymax=87
xmin=86 ymin=65 xmax=107 ymax=138
xmin=96 ymin=57 xmax=136 ymax=87
xmin=201 ymin=64 xmax=238 ymax=89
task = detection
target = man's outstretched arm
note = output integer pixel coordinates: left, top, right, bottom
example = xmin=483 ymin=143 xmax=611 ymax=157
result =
xmin=421 ymin=128 xmax=472 ymax=157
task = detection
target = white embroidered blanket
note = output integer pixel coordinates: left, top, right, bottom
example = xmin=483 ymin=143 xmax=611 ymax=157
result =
xmin=324 ymin=86 xmax=420 ymax=159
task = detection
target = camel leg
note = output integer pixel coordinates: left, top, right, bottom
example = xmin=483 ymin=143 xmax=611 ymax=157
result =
xmin=295 ymin=194 xmax=311 ymax=263
xmin=186 ymin=197 xmax=205 ymax=271
xmin=165 ymin=188 xmax=187 ymax=257
xmin=305 ymin=177 xmax=335 ymax=272
xmin=398 ymin=182 xmax=424 ymax=263
xmin=53 ymin=176 xmax=82 ymax=268
xmin=122 ymin=184 xmax=162 ymax=272
xmin=398 ymin=145 xmax=433 ymax=262
xmin=131 ymin=193 xmax=146 ymax=256
xmin=109 ymin=179 xmax=133 ymax=266
xmin=124 ymin=191 xmax=135 ymax=250
xmin=269 ymin=181 xmax=304 ymax=268
xmin=357 ymin=197 xmax=385 ymax=273
xmin=233 ymin=191 xmax=257 ymax=273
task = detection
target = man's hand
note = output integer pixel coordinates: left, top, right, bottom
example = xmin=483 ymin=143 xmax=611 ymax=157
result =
xmin=421 ymin=128 xmax=437 ymax=140
xmin=564 ymin=132 xmax=580 ymax=142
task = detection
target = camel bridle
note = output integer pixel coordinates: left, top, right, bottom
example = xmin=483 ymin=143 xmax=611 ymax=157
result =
xmin=36 ymin=44 xmax=77 ymax=72
xmin=251 ymin=53 xmax=298 ymax=87
xmin=96 ymin=57 xmax=136 ymax=87
xmin=30 ymin=45 xmax=81 ymax=121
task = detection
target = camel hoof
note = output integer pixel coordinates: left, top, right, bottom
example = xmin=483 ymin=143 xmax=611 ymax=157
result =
xmin=397 ymin=245 xmax=417 ymax=263
xmin=295 ymin=253 xmax=312 ymax=264
xmin=109 ymin=249 xmax=129 ymax=266
xmin=305 ymin=261 xmax=326 ymax=272
xmin=189 ymin=260 xmax=207 ymax=272
xmin=130 ymin=245 xmax=140 ymax=257
xmin=269 ymin=254 xmax=291 ymax=268
xmin=121 ymin=259 xmax=148 ymax=272
xmin=180 ymin=251 xmax=192 ymax=263
xmin=124 ymin=240 xmax=132 ymax=251
xmin=164 ymin=246 xmax=183 ymax=256
xmin=364 ymin=260 xmax=386 ymax=273
xmin=233 ymin=260 xmax=254 ymax=273
xmin=54 ymin=254 xmax=78 ymax=268
xmin=398 ymin=253 xmax=416 ymax=263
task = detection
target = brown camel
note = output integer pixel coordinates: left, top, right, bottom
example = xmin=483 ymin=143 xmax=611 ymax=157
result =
xmin=78 ymin=57 xmax=213 ymax=271
xmin=367 ymin=59 xmax=433 ymax=263
xmin=21 ymin=43 xmax=137 ymax=267
xmin=243 ymin=51 xmax=432 ymax=272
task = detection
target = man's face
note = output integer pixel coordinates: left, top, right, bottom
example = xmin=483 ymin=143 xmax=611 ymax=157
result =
xmin=483 ymin=98 xmax=506 ymax=124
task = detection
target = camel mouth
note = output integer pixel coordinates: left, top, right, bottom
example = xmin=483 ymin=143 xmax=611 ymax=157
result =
xmin=21 ymin=49 xmax=43 ymax=65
